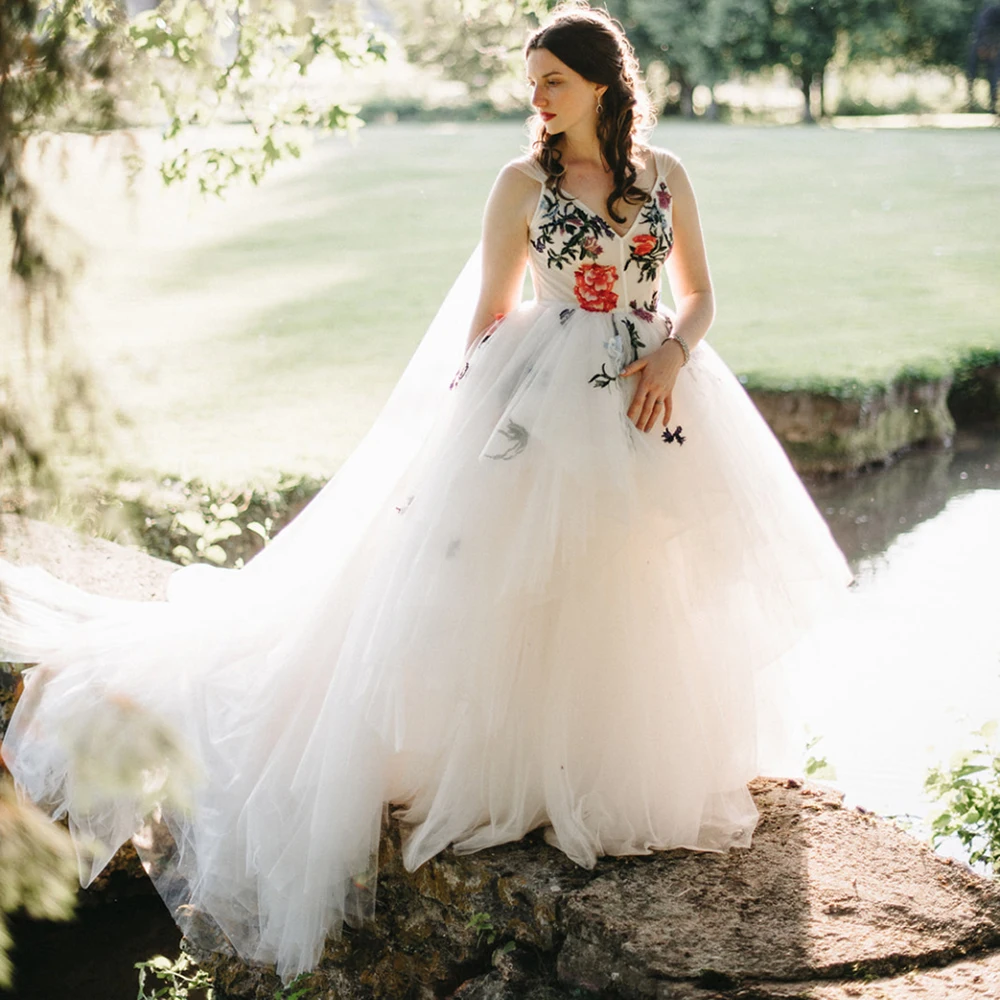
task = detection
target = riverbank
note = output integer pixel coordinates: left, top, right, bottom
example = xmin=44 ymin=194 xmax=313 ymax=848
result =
xmin=749 ymin=347 xmax=1000 ymax=473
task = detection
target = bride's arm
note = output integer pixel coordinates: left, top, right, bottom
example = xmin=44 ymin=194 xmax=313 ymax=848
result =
xmin=620 ymin=160 xmax=716 ymax=432
xmin=464 ymin=164 xmax=538 ymax=352
xmin=662 ymin=162 xmax=716 ymax=354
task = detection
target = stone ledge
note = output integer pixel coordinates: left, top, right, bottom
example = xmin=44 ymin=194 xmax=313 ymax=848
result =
xmin=196 ymin=780 xmax=1000 ymax=1000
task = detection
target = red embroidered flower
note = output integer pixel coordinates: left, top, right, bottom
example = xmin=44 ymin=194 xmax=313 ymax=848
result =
xmin=573 ymin=264 xmax=619 ymax=312
xmin=656 ymin=182 xmax=672 ymax=210
xmin=631 ymin=234 xmax=657 ymax=257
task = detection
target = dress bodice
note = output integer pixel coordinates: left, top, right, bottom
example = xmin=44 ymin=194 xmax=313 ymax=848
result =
xmin=512 ymin=148 xmax=678 ymax=316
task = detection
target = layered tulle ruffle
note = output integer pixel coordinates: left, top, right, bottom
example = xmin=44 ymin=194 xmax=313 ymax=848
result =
xmin=0 ymin=293 xmax=853 ymax=981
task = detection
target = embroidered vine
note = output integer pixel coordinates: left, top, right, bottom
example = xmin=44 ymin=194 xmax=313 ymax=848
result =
xmin=624 ymin=202 xmax=673 ymax=282
xmin=620 ymin=316 xmax=644 ymax=363
xmin=484 ymin=420 xmax=529 ymax=460
xmin=533 ymin=192 xmax=616 ymax=271
xmin=629 ymin=293 xmax=659 ymax=322
xmin=589 ymin=316 xmax=641 ymax=390
xmin=588 ymin=364 xmax=618 ymax=389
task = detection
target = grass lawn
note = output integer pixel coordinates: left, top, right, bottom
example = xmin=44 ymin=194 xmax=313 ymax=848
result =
xmin=33 ymin=120 xmax=1000 ymax=484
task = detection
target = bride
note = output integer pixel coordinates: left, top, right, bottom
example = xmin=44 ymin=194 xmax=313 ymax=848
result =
xmin=0 ymin=2 xmax=853 ymax=984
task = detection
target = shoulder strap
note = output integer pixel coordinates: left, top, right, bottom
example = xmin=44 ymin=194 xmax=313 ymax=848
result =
xmin=652 ymin=147 xmax=681 ymax=178
xmin=509 ymin=156 xmax=548 ymax=185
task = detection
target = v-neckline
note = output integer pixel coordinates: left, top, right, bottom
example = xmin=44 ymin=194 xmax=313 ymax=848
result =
xmin=559 ymin=161 xmax=661 ymax=241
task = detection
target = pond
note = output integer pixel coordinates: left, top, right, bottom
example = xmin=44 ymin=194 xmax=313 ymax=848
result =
xmin=796 ymin=425 xmax=1000 ymax=849
xmin=2 ymin=426 xmax=999 ymax=999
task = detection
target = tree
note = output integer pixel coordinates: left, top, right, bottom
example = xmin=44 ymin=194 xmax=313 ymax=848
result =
xmin=1 ymin=0 xmax=130 ymax=505
xmin=0 ymin=0 xmax=384 ymax=985
xmin=848 ymin=0 xmax=982 ymax=75
xmin=387 ymin=0 xmax=552 ymax=110
xmin=892 ymin=0 xmax=981 ymax=72
xmin=611 ymin=0 xmax=718 ymax=116
xmin=766 ymin=0 xmax=855 ymax=121
xmin=609 ymin=0 xmax=770 ymax=117
xmin=2 ymin=0 xmax=386 ymax=501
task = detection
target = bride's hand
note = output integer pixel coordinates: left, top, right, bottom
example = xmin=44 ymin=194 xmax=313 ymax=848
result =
xmin=620 ymin=339 xmax=686 ymax=432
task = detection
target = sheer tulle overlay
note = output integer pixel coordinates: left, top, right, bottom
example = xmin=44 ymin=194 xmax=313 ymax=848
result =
xmin=0 ymin=148 xmax=853 ymax=981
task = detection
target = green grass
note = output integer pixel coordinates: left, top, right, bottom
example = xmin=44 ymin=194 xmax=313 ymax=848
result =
xmin=45 ymin=121 xmax=1000 ymax=483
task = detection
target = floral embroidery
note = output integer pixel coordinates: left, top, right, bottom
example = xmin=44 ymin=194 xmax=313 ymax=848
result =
xmin=655 ymin=181 xmax=672 ymax=211
xmin=629 ymin=293 xmax=659 ymax=323
xmin=581 ymin=235 xmax=603 ymax=260
xmin=484 ymin=419 xmax=529 ymax=460
xmin=602 ymin=331 xmax=626 ymax=374
xmin=590 ymin=317 xmax=640 ymax=389
xmin=661 ymin=425 xmax=685 ymax=445
xmin=631 ymin=233 xmax=657 ymax=257
xmin=574 ymin=263 xmax=619 ymax=312
xmin=624 ymin=202 xmax=673 ymax=282
xmin=620 ymin=316 xmax=644 ymax=363
xmin=534 ymin=192 xmax=615 ymax=270
xmin=449 ymin=361 xmax=468 ymax=390
xmin=559 ymin=308 xmax=575 ymax=325
xmin=588 ymin=364 xmax=618 ymax=389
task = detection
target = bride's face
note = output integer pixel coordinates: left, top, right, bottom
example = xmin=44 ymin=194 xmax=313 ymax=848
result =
xmin=526 ymin=48 xmax=606 ymax=138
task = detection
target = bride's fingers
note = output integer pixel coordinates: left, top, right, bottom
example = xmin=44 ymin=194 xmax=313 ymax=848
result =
xmin=640 ymin=395 xmax=663 ymax=432
xmin=634 ymin=392 xmax=656 ymax=431
xmin=627 ymin=387 xmax=650 ymax=425
xmin=663 ymin=395 xmax=673 ymax=425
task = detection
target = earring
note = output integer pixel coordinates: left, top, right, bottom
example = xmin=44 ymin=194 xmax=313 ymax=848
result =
xmin=596 ymin=100 xmax=603 ymax=116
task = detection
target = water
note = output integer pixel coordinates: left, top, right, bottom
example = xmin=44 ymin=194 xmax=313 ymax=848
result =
xmin=2 ymin=427 xmax=999 ymax=998
xmin=797 ymin=426 xmax=1000 ymax=847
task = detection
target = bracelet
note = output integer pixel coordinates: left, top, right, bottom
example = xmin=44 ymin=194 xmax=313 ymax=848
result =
xmin=668 ymin=334 xmax=690 ymax=366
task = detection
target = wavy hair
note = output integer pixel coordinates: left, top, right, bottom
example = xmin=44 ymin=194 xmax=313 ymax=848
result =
xmin=524 ymin=2 xmax=655 ymax=225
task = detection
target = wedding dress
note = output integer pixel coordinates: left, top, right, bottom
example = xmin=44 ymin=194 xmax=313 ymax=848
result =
xmin=0 ymin=147 xmax=853 ymax=981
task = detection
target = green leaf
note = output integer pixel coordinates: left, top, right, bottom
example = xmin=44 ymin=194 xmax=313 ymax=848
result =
xmin=202 ymin=544 xmax=229 ymax=565
xmin=171 ymin=545 xmax=194 ymax=565
xmin=203 ymin=520 xmax=242 ymax=544
xmin=174 ymin=508 xmax=207 ymax=536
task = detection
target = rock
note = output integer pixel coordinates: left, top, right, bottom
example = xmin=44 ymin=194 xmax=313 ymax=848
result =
xmin=195 ymin=779 xmax=1000 ymax=1000
xmin=0 ymin=513 xmax=177 ymax=601
xmin=6 ymin=521 xmax=1000 ymax=996
xmin=749 ymin=377 xmax=955 ymax=475
xmin=0 ymin=515 xmax=177 ymax=733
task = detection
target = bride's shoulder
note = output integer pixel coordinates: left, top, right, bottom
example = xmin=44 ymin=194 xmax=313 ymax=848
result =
xmin=490 ymin=155 xmax=546 ymax=206
xmin=641 ymin=144 xmax=683 ymax=178
xmin=502 ymin=154 xmax=548 ymax=186
xmin=483 ymin=156 xmax=545 ymax=221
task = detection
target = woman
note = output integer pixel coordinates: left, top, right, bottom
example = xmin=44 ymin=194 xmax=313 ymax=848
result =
xmin=0 ymin=3 xmax=853 ymax=984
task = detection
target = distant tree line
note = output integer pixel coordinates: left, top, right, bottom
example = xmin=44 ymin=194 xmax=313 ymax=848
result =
xmin=609 ymin=0 xmax=993 ymax=119
xmin=387 ymin=0 xmax=998 ymax=120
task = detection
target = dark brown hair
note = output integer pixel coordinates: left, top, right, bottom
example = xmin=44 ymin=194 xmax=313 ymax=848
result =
xmin=524 ymin=2 xmax=654 ymax=224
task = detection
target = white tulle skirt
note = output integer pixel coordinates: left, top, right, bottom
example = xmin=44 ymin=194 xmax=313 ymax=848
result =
xmin=0 ymin=291 xmax=853 ymax=981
